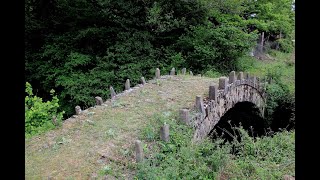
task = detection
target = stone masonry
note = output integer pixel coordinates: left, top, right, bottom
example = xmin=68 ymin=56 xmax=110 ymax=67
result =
xmin=187 ymin=71 xmax=267 ymax=141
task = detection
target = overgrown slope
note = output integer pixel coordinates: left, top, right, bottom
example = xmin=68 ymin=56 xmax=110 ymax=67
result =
xmin=25 ymin=75 xmax=216 ymax=179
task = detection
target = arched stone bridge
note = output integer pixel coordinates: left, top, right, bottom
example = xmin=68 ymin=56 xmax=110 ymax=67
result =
xmin=179 ymin=71 xmax=267 ymax=141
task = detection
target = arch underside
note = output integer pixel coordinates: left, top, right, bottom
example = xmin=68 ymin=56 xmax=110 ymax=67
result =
xmin=192 ymin=84 xmax=266 ymax=141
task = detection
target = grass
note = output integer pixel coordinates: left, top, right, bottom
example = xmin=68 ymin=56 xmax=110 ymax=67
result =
xmin=136 ymin=119 xmax=295 ymax=179
xmin=236 ymin=50 xmax=295 ymax=93
xmin=25 ymin=74 xmax=217 ymax=179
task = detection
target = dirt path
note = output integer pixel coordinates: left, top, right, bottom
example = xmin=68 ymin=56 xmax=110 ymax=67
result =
xmin=25 ymin=75 xmax=217 ymax=179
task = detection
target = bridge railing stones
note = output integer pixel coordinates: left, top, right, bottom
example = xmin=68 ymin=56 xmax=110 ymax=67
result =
xmin=182 ymin=68 xmax=186 ymax=75
xmin=75 ymin=67 xmax=188 ymax=117
xmin=219 ymin=77 xmax=228 ymax=90
xmin=125 ymin=79 xmax=131 ymax=90
xmin=110 ymin=86 xmax=116 ymax=99
xmin=141 ymin=77 xmax=146 ymax=85
xmin=179 ymin=109 xmax=190 ymax=125
xmin=195 ymin=95 xmax=206 ymax=117
xmin=238 ymin=72 xmax=244 ymax=80
xmin=160 ymin=124 xmax=170 ymax=142
xmin=135 ymin=140 xmax=144 ymax=163
xmin=95 ymin=96 xmax=103 ymax=106
xmin=209 ymin=84 xmax=218 ymax=101
xmin=229 ymin=71 xmax=236 ymax=84
xmin=156 ymin=68 xmax=161 ymax=79
xmin=170 ymin=68 xmax=175 ymax=76
xmin=75 ymin=106 xmax=82 ymax=115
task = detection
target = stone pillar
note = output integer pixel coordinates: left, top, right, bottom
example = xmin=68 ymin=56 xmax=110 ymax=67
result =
xmin=75 ymin=106 xmax=82 ymax=115
xmin=209 ymin=84 xmax=218 ymax=101
xmin=110 ymin=86 xmax=116 ymax=98
xmin=252 ymin=76 xmax=259 ymax=89
xmin=245 ymin=72 xmax=250 ymax=80
xmin=229 ymin=71 xmax=236 ymax=84
xmin=125 ymin=79 xmax=130 ymax=90
xmin=141 ymin=77 xmax=146 ymax=85
xmin=52 ymin=116 xmax=57 ymax=126
xmin=264 ymin=76 xmax=268 ymax=90
xmin=195 ymin=95 xmax=206 ymax=116
xmin=249 ymin=76 xmax=256 ymax=87
xmin=170 ymin=68 xmax=175 ymax=75
xmin=238 ymin=72 xmax=244 ymax=80
xmin=95 ymin=96 xmax=103 ymax=105
xmin=190 ymin=71 xmax=193 ymax=76
xmin=156 ymin=68 xmax=160 ymax=79
xmin=219 ymin=77 xmax=228 ymax=90
xmin=182 ymin=68 xmax=186 ymax=75
xmin=135 ymin=140 xmax=143 ymax=163
xmin=160 ymin=124 xmax=170 ymax=142
xmin=179 ymin=109 xmax=189 ymax=124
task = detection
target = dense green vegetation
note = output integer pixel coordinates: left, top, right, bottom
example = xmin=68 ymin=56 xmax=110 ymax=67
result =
xmin=25 ymin=0 xmax=295 ymax=119
xmin=25 ymin=82 xmax=64 ymax=138
xmin=136 ymin=112 xmax=294 ymax=179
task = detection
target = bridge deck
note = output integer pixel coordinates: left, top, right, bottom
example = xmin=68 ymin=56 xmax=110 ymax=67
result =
xmin=25 ymin=75 xmax=216 ymax=179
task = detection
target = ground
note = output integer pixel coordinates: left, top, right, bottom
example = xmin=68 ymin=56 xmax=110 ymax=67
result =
xmin=25 ymin=74 xmax=218 ymax=179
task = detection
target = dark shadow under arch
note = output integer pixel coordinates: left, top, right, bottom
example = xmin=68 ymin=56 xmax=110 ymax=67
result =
xmin=209 ymin=101 xmax=267 ymax=142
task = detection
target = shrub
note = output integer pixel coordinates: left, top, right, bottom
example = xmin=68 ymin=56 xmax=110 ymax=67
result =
xmin=265 ymin=75 xmax=295 ymax=130
xmin=277 ymin=38 xmax=294 ymax=53
xmin=25 ymin=82 xmax=64 ymax=138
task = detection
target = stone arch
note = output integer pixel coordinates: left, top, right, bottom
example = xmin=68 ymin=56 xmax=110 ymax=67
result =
xmin=187 ymin=71 xmax=267 ymax=141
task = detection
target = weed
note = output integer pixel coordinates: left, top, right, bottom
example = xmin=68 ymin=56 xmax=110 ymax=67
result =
xmin=105 ymin=128 xmax=116 ymax=139
xmin=99 ymin=165 xmax=113 ymax=175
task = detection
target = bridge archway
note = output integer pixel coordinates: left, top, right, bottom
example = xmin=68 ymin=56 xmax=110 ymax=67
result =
xmin=208 ymin=101 xmax=266 ymax=142
xmin=188 ymin=71 xmax=267 ymax=141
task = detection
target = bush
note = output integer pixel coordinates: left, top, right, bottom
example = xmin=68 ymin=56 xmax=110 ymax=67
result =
xmin=176 ymin=24 xmax=257 ymax=74
xmin=235 ymin=55 xmax=257 ymax=71
xmin=277 ymin=38 xmax=294 ymax=53
xmin=25 ymin=82 xmax=64 ymax=138
xmin=265 ymin=74 xmax=295 ymax=130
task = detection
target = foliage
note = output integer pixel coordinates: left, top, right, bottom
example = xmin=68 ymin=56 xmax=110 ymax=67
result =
xmin=176 ymin=23 xmax=257 ymax=73
xmin=223 ymin=127 xmax=295 ymax=179
xmin=25 ymin=82 xmax=64 ymax=138
xmin=265 ymin=80 xmax=295 ymax=130
xmin=277 ymin=38 xmax=294 ymax=53
xmin=136 ymin=112 xmax=295 ymax=179
xmin=25 ymin=0 xmax=295 ymax=118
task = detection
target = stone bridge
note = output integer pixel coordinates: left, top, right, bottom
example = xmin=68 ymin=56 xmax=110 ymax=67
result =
xmin=179 ymin=71 xmax=267 ymax=141
xmin=72 ymin=68 xmax=268 ymax=162
xmin=76 ymin=68 xmax=267 ymax=144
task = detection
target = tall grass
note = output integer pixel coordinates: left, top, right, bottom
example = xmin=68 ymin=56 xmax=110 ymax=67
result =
xmin=136 ymin=112 xmax=295 ymax=179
